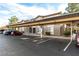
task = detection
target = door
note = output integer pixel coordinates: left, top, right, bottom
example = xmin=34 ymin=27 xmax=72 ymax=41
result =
xmin=29 ymin=27 xmax=32 ymax=33
xmin=33 ymin=28 xmax=36 ymax=33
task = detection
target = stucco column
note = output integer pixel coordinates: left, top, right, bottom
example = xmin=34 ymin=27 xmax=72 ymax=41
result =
xmin=63 ymin=22 xmax=73 ymax=51
xmin=31 ymin=27 xmax=33 ymax=34
xmin=75 ymin=24 xmax=77 ymax=33
xmin=40 ymin=26 xmax=43 ymax=39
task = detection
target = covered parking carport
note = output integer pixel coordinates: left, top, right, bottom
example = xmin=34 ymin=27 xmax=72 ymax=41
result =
xmin=7 ymin=12 xmax=79 ymax=52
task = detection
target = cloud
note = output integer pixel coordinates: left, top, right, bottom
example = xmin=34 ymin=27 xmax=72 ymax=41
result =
xmin=0 ymin=0 xmax=78 ymax=3
xmin=58 ymin=3 xmax=68 ymax=13
xmin=0 ymin=3 xmax=68 ymax=26
xmin=10 ymin=3 xmax=56 ymax=16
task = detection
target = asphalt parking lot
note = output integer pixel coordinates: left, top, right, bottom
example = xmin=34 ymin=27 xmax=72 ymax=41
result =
xmin=0 ymin=34 xmax=79 ymax=56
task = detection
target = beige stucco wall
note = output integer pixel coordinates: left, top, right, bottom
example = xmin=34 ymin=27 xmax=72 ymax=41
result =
xmin=23 ymin=27 xmax=29 ymax=35
xmin=19 ymin=27 xmax=25 ymax=32
xmin=54 ymin=24 xmax=64 ymax=36
xmin=21 ymin=24 xmax=64 ymax=36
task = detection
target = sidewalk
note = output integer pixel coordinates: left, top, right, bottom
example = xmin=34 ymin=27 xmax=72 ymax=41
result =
xmin=22 ymin=33 xmax=75 ymax=44
xmin=23 ymin=33 xmax=71 ymax=40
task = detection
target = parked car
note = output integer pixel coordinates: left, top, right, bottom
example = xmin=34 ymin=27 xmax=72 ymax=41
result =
xmin=0 ymin=29 xmax=5 ymax=34
xmin=3 ymin=30 xmax=13 ymax=35
xmin=3 ymin=30 xmax=23 ymax=36
xmin=11 ymin=31 xmax=23 ymax=36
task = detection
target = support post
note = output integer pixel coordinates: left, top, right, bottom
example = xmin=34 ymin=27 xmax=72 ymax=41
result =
xmin=63 ymin=22 xmax=73 ymax=52
xmin=75 ymin=24 xmax=77 ymax=33
xmin=40 ymin=26 xmax=43 ymax=39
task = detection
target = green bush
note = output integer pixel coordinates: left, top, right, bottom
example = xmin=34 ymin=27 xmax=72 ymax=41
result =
xmin=45 ymin=32 xmax=51 ymax=35
xmin=63 ymin=30 xmax=71 ymax=36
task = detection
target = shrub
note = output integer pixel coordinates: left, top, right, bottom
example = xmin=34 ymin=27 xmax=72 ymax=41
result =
xmin=63 ymin=30 xmax=71 ymax=36
xmin=45 ymin=32 xmax=51 ymax=35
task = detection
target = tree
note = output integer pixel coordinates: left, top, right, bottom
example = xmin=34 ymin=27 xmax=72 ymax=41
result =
xmin=66 ymin=3 xmax=79 ymax=13
xmin=8 ymin=16 xmax=18 ymax=24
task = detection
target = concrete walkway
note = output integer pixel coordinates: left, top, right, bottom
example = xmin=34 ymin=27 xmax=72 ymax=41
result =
xmin=23 ymin=33 xmax=71 ymax=40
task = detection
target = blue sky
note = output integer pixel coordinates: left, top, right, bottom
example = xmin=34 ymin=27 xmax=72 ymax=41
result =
xmin=0 ymin=3 xmax=68 ymax=26
xmin=19 ymin=3 xmax=60 ymax=10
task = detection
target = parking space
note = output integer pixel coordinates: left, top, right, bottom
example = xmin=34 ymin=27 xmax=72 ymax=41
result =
xmin=0 ymin=34 xmax=79 ymax=56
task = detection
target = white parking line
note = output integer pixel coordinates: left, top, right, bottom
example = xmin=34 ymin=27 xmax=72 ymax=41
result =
xmin=32 ymin=40 xmax=38 ymax=42
xmin=20 ymin=38 xmax=29 ymax=40
xmin=36 ymin=39 xmax=50 ymax=44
